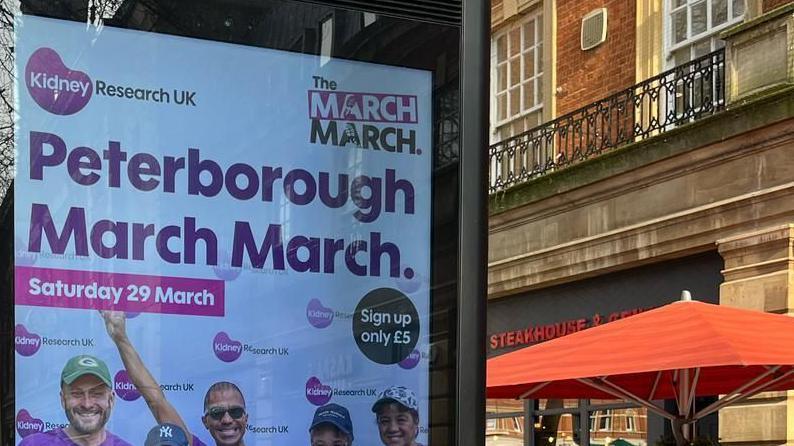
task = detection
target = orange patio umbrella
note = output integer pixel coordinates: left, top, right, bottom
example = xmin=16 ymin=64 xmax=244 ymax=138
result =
xmin=487 ymin=295 xmax=794 ymax=445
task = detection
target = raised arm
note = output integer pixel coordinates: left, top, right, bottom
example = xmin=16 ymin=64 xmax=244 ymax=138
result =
xmin=101 ymin=311 xmax=195 ymax=445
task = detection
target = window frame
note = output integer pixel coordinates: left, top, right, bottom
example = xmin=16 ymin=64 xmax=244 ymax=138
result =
xmin=664 ymin=0 xmax=744 ymax=66
xmin=490 ymin=10 xmax=544 ymax=130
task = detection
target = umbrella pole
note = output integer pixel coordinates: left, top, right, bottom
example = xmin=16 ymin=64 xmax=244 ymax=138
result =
xmin=671 ymin=419 xmax=689 ymax=446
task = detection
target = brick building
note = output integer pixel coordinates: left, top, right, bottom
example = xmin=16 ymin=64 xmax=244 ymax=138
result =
xmin=486 ymin=1 xmax=794 ymax=445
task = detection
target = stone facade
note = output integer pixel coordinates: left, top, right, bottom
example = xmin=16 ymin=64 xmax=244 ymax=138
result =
xmin=488 ymin=3 xmax=794 ymax=445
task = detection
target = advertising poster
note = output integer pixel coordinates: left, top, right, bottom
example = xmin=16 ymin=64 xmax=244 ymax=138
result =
xmin=13 ymin=15 xmax=431 ymax=445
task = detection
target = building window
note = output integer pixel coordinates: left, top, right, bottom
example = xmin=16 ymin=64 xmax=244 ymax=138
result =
xmin=486 ymin=399 xmax=525 ymax=445
xmin=667 ymin=0 xmax=744 ymax=66
xmin=626 ymin=409 xmax=636 ymax=432
xmin=492 ymin=11 xmax=543 ymax=137
xmin=589 ymin=409 xmax=612 ymax=431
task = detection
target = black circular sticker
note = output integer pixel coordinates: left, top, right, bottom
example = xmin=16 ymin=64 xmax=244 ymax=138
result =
xmin=353 ymin=287 xmax=420 ymax=365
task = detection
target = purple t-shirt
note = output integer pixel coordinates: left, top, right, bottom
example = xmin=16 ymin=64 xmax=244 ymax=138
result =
xmin=19 ymin=428 xmax=131 ymax=446
xmin=192 ymin=434 xmax=208 ymax=446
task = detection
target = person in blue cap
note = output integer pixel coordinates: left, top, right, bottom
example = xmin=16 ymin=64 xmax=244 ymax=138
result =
xmin=309 ymin=403 xmax=354 ymax=446
xmin=372 ymin=386 xmax=423 ymax=446
xmin=145 ymin=423 xmax=190 ymax=446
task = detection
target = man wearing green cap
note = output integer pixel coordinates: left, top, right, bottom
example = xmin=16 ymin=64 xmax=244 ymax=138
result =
xmin=20 ymin=354 xmax=132 ymax=446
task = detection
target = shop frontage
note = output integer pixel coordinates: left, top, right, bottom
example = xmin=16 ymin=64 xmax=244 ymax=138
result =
xmin=487 ymin=253 xmax=724 ymax=446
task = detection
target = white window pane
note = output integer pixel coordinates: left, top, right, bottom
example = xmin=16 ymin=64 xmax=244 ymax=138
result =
xmin=673 ymin=10 xmax=687 ymax=43
xmin=673 ymin=47 xmax=690 ymax=66
xmin=523 ymin=50 xmax=535 ymax=79
xmin=693 ymin=39 xmax=711 ymax=58
xmin=537 ymin=42 xmax=543 ymax=73
xmin=536 ymin=77 xmax=543 ymax=104
xmin=497 ymin=93 xmax=507 ymax=121
xmin=512 ymin=119 xmax=525 ymax=135
xmin=691 ymin=1 xmax=707 ymax=35
xmin=712 ymin=0 xmax=728 ymax=26
xmin=536 ymin=15 xmax=543 ymax=43
xmin=497 ymin=64 xmax=507 ymax=92
xmin=509 ymin=57 xmax=521 ymax=87
xmin=522 ymin=83 xmax=534 ymax=110
xmin=509 ymin=28 xmax=521 ymax=56
xmin=733 ymin=0 xmax=745 ymax=17
xmin=497 ymin=35 xmax=507 ymax=62
xmin=523 ymin=20 xmax=535 ymax=49
xmin=510 ymin=87 xmax=521 ymax=116
xmin=672 ymin=0 xmax=686 ymax=7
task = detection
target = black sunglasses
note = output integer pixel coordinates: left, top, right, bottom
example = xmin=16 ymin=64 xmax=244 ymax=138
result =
xmin=206 ymin=406 xmax=246 ymax=420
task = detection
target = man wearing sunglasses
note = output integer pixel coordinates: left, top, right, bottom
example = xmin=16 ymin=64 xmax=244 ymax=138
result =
xmin=101 ymin=311 xmax=248 ymax=446
xmin=201 ymin=382 xmax=248 ymax=446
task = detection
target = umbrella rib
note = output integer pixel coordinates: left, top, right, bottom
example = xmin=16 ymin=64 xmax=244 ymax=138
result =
xmin=671 ymin=373 xmax=681 ymax=411
xmin=518 ymin=381 xmax=551 ymax=399
xmin=685 ymin=368 xmax=701 ymax=419
xmin=693 ymin=366 xmax=793 ymax=420
xmin=579 ymin=377 xmax=676 ymax=421
xmin=648 ymin=370 xmax=662 ymax=401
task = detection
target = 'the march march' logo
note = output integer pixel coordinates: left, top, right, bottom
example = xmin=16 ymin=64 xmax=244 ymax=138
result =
xmin=16 ymin=409 xmax=44 ymax=437
xmin=308 ymin=76 xmax=422 ymax=155
xmin=26 ymin=47 xmax=92 ymax=115
xmin=14 ymin=324 xmax=41 ymax=357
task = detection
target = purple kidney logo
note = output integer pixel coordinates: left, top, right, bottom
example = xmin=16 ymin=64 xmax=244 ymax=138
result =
xmin=25 ymin=47 xmax=92 ymax=115
xmin=16 ymin=409 xmax=44 ymax=437
xmin=213 ymin=332 xmax=243 ymax=362
xmin=114 ymin=370 xmax=141 ymax=401
xmin=305 ymin=376 xmax=332 ymax=406
xmin=306 ymin=299 xmax=334 ymax=329
xmin=398 ymin=349 xmax=421 ymax=370
xmin=14 ymin=324 xmax=41 ymax=357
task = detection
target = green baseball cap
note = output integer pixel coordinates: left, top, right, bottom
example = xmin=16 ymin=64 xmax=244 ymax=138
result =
xmin=61 ymin=355 xmax=112 ymax=388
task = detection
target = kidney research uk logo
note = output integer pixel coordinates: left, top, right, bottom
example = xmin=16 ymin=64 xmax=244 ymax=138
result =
xmin=305 ymin=376 xmax=332 ymax=406
xmin=114 ymin=370 xmax=142 ymax=401
xmin=16 ymin=409 xmax=44 ymax=437
xmin=306 ymin=298 xmax=334 ymax=329
xmin=14 ymin=324 xmax=41 ymax=357
xmin=213 ymin=331 xmax=243 ymax=362
xmin=25 ymin=47 xmax=93 ymax=115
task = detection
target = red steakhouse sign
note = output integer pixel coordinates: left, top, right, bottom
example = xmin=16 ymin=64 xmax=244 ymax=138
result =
xmin=489 ymin=307 xmax=654 ymax=352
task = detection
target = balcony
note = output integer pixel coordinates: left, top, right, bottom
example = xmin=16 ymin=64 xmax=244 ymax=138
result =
xmin=489 ymin=49 xmax=726 ymax=194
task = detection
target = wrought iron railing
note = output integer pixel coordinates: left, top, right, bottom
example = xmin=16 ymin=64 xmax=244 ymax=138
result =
xmin=489 ymin=48 xmax=725 ymax=194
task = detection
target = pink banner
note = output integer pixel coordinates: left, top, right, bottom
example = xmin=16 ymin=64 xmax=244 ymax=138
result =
xmin=15 ymin=266 xmax=224 ymax=317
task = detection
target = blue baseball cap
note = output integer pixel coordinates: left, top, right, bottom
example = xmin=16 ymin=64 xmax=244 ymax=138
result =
xmin=310 ymin=403 xmax=354 ymax=441
xmin=144 ymin=423 xmax=189 ymax=446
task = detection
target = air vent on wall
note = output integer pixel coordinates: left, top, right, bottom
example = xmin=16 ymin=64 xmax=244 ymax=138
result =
xmin=581 ymin=8 xmax=607 ymax=51
xmin=296 ymin=0 xmax=463 ymax=26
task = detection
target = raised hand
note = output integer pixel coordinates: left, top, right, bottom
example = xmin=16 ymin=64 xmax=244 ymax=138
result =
xmin=100 ymin=310 xmax=128 ymax=342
